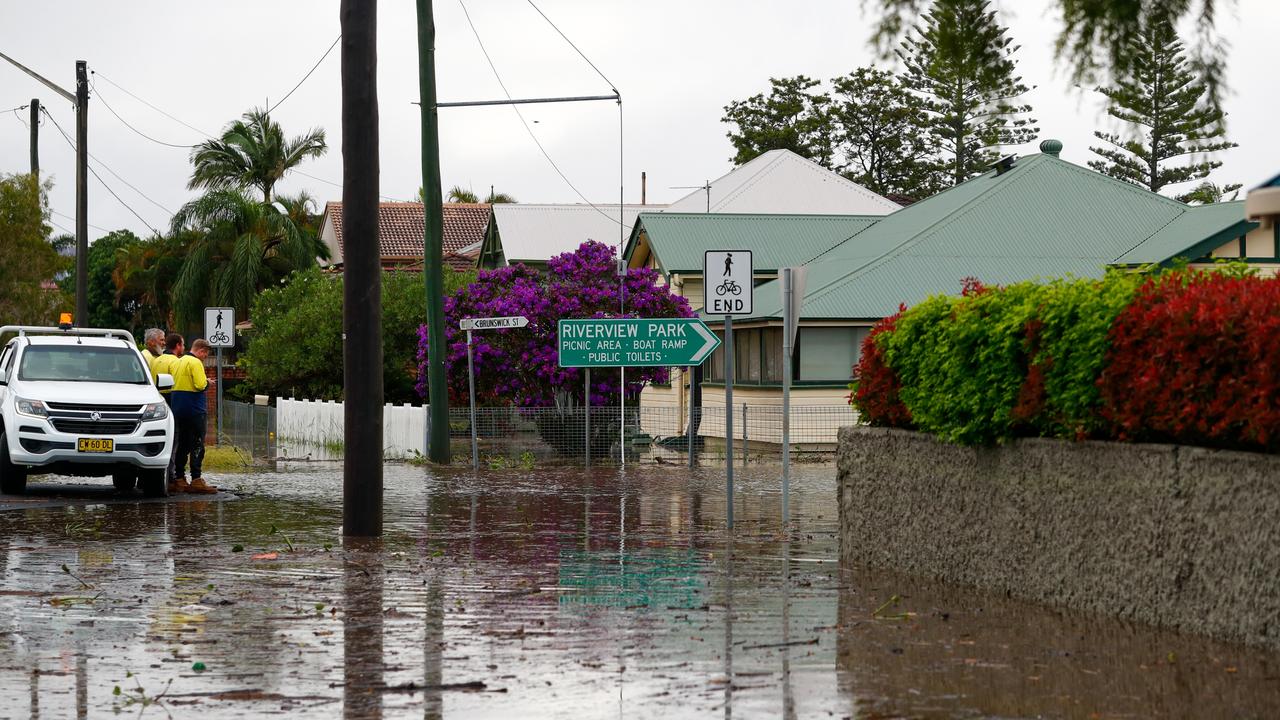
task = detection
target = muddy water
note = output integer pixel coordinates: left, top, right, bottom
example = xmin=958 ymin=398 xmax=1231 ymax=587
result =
xmin=0 ymin=464 xmax=1276 ymax=719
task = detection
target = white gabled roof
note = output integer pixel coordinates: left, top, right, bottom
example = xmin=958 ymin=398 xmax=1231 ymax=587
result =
xmin=492 ymin=203 xmax=665 ymax=264
xmin=664 ymin=149 xmax=900 ymax=215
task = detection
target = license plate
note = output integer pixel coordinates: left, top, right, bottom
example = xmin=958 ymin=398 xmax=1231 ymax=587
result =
xmin=77 ymin=438 xmax=113 ymax=453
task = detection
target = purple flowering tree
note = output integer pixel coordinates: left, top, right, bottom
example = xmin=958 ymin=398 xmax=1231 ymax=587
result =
xmin=417 ymin=241 xmax=693 ymax=454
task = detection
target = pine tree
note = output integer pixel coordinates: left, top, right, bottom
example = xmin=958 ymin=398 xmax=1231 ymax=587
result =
xmin=1088 ymin=17 xmax=1235 ymax=196
xmin=898 ymin=0 xmax=1038 ymax=185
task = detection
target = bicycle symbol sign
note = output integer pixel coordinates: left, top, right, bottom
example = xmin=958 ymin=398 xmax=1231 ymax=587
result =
xmin=204 ymin=307 xmax=236 ymax=348
xmin=703 ymin=250 xmax=753 ymax=315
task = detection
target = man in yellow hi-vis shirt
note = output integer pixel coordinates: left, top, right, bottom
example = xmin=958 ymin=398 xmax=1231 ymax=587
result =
xmin=171 ymin=338 xmax=217 ymax=495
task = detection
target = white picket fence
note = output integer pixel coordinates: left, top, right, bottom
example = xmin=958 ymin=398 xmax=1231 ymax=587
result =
xmin=276 ymin=397 xmax=426 ymax=458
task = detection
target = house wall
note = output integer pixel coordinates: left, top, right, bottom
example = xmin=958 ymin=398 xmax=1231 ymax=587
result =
xmin=320 ymin=219 xmax=342 ymax=266
xmin=1210 ymin=224 xmax=1275 ymax=259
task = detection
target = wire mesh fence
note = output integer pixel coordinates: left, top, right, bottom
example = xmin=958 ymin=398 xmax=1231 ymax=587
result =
xmin=235 ymin=397 xmax=858 ymax=465
xmin=219 ymin=400 xmax=277 ymax=458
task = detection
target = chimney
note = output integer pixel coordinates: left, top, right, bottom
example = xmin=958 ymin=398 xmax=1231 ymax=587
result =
xmin=641 ymin=171 xmax=647 ymax=205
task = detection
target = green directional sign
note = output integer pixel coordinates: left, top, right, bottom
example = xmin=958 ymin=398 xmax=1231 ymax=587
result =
xmin=558 ymin=318 xmax=721 ymax=368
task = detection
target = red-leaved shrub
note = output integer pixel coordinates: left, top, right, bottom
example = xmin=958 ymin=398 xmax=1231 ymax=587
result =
xmin=850 ymin=306 xmax=912 ymax=427
xmin=1098 ymin=270 xmax=1280 ymax=452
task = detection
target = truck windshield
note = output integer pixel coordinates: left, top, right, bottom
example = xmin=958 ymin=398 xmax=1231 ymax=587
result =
xmin=18 ymin=346 xmax=148 ymax=384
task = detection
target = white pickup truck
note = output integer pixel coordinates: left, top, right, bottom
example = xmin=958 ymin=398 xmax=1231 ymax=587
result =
xmin=0 ymin=325 xmax=176 ymax=497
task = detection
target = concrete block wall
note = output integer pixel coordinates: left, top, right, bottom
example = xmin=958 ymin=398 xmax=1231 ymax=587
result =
xmin=837 ymin=427 xmax=1280 ymax=651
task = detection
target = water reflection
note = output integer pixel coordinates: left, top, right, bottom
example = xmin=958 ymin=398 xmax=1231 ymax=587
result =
xmin=0 ymin=464 xmax=1273 ymax=718
xmin=343 ymin=538 xmax=384 ymax=720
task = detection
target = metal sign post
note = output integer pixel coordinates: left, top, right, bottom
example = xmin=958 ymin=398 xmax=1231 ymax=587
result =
xmin=459 ymin=316 xmax=529 ymax=470
xmin=584 ymin=368 xmax=591 ymax=467
xmin=703 ymin=250 xmax=753 ymax=530
xmin=779 ymin=266 xmax=807 ymax=526
xmin=466 ymin=329 xmax=477 ymax=470
xmin=204 ymin=306 xmax=235 ymax=444
xmin=557 ymin=317 xmax=721 ymax=466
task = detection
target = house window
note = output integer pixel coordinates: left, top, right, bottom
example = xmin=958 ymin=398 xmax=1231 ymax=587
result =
xmin=735 ymin=330 xmax=761 ymax=382
xmin=762 ymin=328 xmax=783 ymax=383
xmin=797 ymin=327 xmax=869 ymax=382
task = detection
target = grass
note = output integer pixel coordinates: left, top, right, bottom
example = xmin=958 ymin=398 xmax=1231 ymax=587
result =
xmin=202 ymin=445 xmax=255 ymax=472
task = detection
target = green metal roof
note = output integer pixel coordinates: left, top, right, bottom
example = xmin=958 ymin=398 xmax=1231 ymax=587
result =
xmin=627 ymin=213 xmax=881 ymax=273
xmin=1115 ymin=201 xmax=1257 ymax=264
xmin=736 ymin=152 xmax=1249 ymax=321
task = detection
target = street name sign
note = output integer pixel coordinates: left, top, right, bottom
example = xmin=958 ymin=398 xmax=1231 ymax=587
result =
xmin=460 ymin=316 xmax=528 ymax=331
xmin=558 ymin=318 xmax=721 ymax=367
xmin=703 ymin=249 xmax=753 ymax=315
xmin=204 ymin=307 xmax=235 ymax=347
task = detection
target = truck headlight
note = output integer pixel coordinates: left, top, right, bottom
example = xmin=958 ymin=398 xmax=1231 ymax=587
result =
xmin=141 ymin=402 xmax=168 ymax=421
xmin=15 ymin=398 xmax=49 ymax=418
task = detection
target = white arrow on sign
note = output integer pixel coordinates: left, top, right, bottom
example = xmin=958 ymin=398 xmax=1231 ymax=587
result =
xmin=460 ymin=316 xmax=529 ymax=331
xmin=690 ymin=320 xmax=719 ymax=363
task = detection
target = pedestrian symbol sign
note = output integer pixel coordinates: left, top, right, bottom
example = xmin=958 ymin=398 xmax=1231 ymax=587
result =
xmin=204 ymin=307 xmax=235 ymax=348
xmin=703 ymin=250 xmax=753 ymax=315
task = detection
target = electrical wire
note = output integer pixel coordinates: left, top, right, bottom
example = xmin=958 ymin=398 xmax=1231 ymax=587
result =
xmin=41 ymin=107 xmax=162 ymax=235
xmin=267 ymin=35 xmax=340 ymax=115
xmin=49 ymin=217 xmax=74 ymax=235
xmin=92 ymin=71 xmax=213 ymax=137
xmin=92 ymin=66 xmax=394 ymax=202
xmin=524 ymin=0 xmax=618 ymax=94
xmin=42 ymin=106 xmax=175 ymax=216
xmin=91 ymin=79 xmax=196 ymax=149
xmin=457 ymin=0 xmax=624 ymax=227
xmin=52 ymin=209 xmax=110 ymax=233
xmin=7 ymin=103 xmax=29 ymax=128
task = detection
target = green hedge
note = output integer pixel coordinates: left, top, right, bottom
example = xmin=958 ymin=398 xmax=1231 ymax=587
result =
xmin=860 ymin=272 xmax=1142 ymax=444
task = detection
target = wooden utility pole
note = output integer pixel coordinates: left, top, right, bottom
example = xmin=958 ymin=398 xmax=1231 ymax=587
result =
xmin=341 ymin=0 xmax=383 ymax=536
xmin=0 ymin=54 xmax=86 ymax=319
xmin=28 ymin=98 xmax=38 ymax=177
xmin=74 ymin=61 xmax=88 ymax=324
xmin=417 ymin=0 xmax=450 ymax=463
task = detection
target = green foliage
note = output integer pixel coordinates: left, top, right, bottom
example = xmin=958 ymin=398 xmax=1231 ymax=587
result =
xmin=238 ymin=267 xmax=474 ymax=404
xmin=831 ymin=68 xmax=947 ymax=198
xmin=862 ymin=0 xmax=1229 ymax=103
xmin=722 ymin=75 xmax=835 ymax=168
xmin=881 ymin=283 xmax=1043 ymax=444
xmin=169 ymin=190 xmax=325 ymax=327
xmin=897 ymin=0 xmax=1038 ymax=186
xmin=112 ymin=232 xmax=190 ymax=334
xmin=1176 ymin=181 xmax=1242 ymax=205
xmin=1088 ymin=16 xmax=1235 ymax=195
xmin=0 ymin=174 xmax=67 ymax=325
xmin=189 ymin=107 xmax=326 ymax=203
xmin=84 ymin=230 xmax=140 ymax=330
xmin=875 ymin=272 xmax=1145 ymax=444
xmin=1019 ymin=273 xmax=1143 ymax=438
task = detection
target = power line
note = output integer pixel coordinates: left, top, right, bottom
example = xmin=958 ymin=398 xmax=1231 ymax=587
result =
xmin=92 ymin=71 xmax=213 ymax=137
xmin=49 ymin=217 xmax=73 ymax=235
xmin=457 ymin=0 xmax=623 ymax=227
xmin=91 ymin=79 xmax=196 ymax=149
xmin=42 ymin=105 xmax=175 ymax=216
xmin=524 ymin=0 xmax=618 ymax=93
xmin=52 ymin=208 xmax=109 ymax=233
xmin=267 ymin=35 xmax=340 ymax=115
xmin=42 ymin=107 xmax=162 ymax=235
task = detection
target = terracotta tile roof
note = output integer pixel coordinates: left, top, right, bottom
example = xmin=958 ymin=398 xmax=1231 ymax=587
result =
xmin=324 ymin=202 xmax=491 ymax=260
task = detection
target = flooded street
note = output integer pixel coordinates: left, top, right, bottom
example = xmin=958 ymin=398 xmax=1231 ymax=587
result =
xmin=0 ymin=463 xmax=1276 ymax=719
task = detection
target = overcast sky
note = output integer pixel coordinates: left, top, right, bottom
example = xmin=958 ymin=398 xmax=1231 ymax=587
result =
xmin=1 ymin=0 xmax=1276 ymax=241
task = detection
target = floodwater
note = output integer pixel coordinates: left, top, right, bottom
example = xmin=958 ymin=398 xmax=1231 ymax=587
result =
xmin=0 ymin=463 xmax=1277 ymax=719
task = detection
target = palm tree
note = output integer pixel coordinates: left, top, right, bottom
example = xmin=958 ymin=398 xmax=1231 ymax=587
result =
xmin=431 ymin=185 xmax=517 ymax=204
xmin=168 ymin=190 xmax=326 ymax=325
xmin=188 ymin=108 xmax=326 ymax=203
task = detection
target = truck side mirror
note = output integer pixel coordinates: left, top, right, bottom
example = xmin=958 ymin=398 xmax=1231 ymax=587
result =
xmin=157 ymin=373 xmax=175 ymax=391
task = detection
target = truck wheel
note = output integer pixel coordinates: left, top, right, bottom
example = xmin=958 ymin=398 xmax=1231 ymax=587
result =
xmin=112 ymin=470 xmax=138 ymax=493
xmin=0 ymin=432 xmax=27 ymax=495
xmin=138 ymin=468 xmax=168 ymax=498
